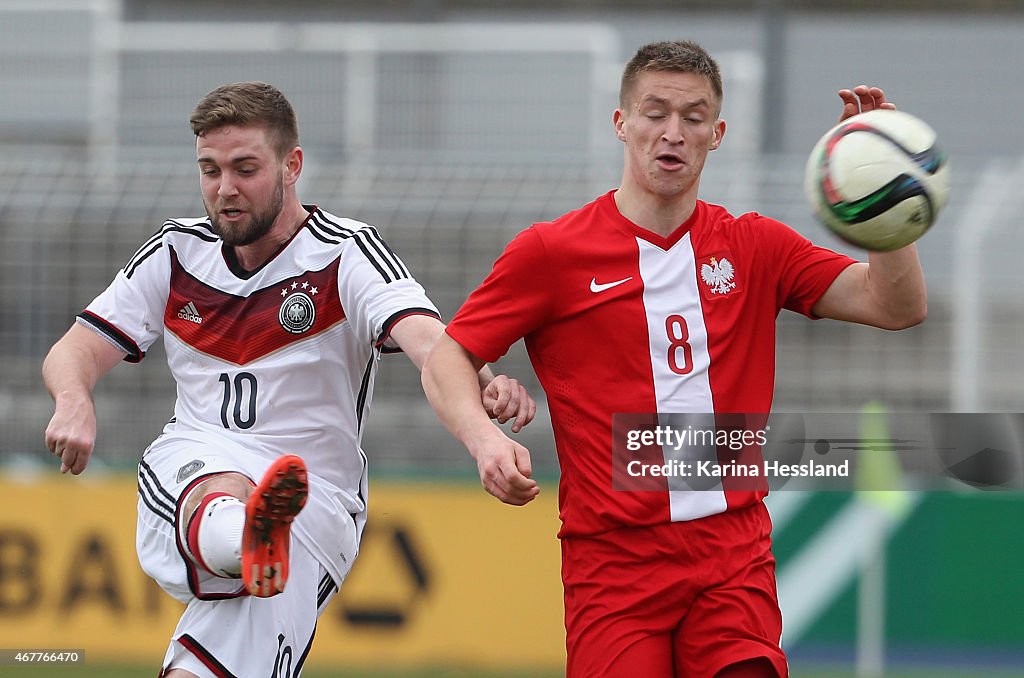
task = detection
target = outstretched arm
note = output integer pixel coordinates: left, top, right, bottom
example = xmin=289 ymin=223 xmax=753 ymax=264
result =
xmin=812 ymin=85 xmax=927 ymax=329
xmin=421 ymin=333 xmax=539 ymax=506
xmin=43 ymin=323 xmax=127 ymax=474
xmin=389 ymin=314 xmax=537 ymax=433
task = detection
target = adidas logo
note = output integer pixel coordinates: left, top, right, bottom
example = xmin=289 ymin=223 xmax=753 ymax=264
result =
xmin=177 ymin=301 xmax=203 ymax=324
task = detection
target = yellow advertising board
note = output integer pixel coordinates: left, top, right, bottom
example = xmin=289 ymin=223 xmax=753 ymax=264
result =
xmin=0 ymin=475 xmax=566 ymax=671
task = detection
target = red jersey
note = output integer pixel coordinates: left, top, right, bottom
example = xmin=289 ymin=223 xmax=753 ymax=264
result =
xmin=446 ymin=191 xmax=854 ymax=537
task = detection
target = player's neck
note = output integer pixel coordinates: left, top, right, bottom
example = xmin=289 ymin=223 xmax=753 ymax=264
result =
xmin=232 ymin=201 xmax=310 ymax=272
xmin=613 ymin=185 xmax=698 ymax=238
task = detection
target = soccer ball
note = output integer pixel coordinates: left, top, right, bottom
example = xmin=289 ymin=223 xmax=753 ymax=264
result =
xmin=804 ymin=109 xmax=950 ymax=251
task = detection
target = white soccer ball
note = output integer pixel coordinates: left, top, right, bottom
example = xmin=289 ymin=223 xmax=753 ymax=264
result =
xmin=804 ymin=108 xmax=950 ymax=251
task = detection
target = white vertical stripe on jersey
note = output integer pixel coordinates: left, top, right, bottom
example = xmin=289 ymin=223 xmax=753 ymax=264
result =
xmin=637 ymin=233 xmax=728 ymax=521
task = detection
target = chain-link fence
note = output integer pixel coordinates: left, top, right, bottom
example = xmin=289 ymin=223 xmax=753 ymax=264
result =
xmin=4 ymin=149 xmax=1020 ymax=474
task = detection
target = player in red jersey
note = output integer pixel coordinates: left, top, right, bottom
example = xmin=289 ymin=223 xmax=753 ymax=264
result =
xmin=421 ymin=42 xmax=924 ymax=677
xmin=41 ymin=82 xmax=535 ymax=677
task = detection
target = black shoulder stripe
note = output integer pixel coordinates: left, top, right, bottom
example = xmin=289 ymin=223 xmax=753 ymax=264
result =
xmin=313 ymin=211 xmax=357 ymax=237
xmin=130 ymin=219 xmax=215 ymax=257
xmin=164 ymin=225 xmax=219 ymax=242
xmin=310 ymin=213 xmax=410 ymax=283
xmin=305 ymin=222 xmax=347 ymax=245
xmin=356 ymin=228 xmax=407 ymax=282
xmin=164 ymin=218 xmax=216 ymax=236
xmin=305 ymin=223 xmax=343 ymax=245
xmin=354 ymin=235 xmax=395 ymax=283
xmin=123 ymin=219 xmax=218 ymax=276
xmin=308 ymin=213 xmax=354 ymax=241
xmin=315 ymin=212 xmax=408 ymax=279
xmin=128 ymin=219 xmax=200 ymax=265
xmin=368 ymin=226 xmax=411 ymax=278
xmin=125 ymin=242 xmax=162 ymax=278
xmin=127 ymin=232 xmax=165 ymax=268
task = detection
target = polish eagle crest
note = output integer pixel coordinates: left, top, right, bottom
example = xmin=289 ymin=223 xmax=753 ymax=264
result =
xmin=700 ymin=256 xmax=736 ymax=295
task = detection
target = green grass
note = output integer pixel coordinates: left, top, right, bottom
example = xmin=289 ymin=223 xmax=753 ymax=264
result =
xmin=3 ymin=665 xmax=1023 ymax=678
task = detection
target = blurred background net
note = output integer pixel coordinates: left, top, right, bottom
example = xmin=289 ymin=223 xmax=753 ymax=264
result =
xmin=2 ymin=1 xmax=1024 ymax=476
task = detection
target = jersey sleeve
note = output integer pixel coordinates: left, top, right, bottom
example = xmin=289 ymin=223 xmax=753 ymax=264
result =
xmin=337 ymin=227 xmax=440 ymax=352
xmin=446 ymin=226 xmax=554 ymax=363
xmin=755 ymin=216 xmax=857 ymax=318
xmin=77 ymin=233 xmax=172 ymax=362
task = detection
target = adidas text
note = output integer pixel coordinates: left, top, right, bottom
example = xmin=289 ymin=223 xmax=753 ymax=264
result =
xmin=178 ymin=302 xmax=203 ymax=324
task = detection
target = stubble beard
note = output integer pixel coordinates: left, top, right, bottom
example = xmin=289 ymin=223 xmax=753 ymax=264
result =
xmin=207 ymin=180 xmax=284 ymax=247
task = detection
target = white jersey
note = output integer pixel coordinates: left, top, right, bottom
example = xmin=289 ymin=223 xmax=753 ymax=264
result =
xmin=81 ymin=206 xmax=439 ymax=510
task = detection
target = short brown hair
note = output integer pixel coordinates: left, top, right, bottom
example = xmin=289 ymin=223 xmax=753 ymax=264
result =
xmin=619 ymin=41 xmax=723 ymax=112
xmin=190 ymin=81 xmax=299 ymax=158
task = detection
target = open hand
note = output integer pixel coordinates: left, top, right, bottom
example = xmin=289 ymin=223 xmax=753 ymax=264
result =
xmin=838 ymin=85 xmax=896 ymax=123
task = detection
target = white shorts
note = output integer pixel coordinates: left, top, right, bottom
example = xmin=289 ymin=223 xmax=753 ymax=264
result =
xmin=137 ymin=430 xmax=364 ymax=677
xmin=160 ymin=548 xmax=337 ymax=677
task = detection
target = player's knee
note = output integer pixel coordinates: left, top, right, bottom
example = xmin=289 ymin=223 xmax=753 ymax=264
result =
xmin=182 ymin=472 xmax=254 ymax=519
xmin=178 ymin=472 xmax=254 ymax=578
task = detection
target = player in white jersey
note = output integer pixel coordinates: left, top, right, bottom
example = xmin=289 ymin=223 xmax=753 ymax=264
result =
xmin=42 ymin=82 xmax=535 ymax=678
xmin=421 ymin=42 xmax=927 ymax=677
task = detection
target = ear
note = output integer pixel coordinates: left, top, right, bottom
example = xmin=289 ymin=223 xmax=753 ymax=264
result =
xmin=709 ymin=119 xmax=726 ymax=151
xmin=283 ymin=146 xmax=303 ymax=185
xmin=613 ymin=109 xmax=627 ymax=143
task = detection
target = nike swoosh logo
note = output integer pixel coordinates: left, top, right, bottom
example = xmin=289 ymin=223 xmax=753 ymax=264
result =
xmin=590 ymin=276 xmax=634 ymax=293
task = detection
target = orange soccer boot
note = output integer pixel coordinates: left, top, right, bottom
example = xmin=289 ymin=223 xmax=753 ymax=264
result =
xmin=241 ymin=454 xmax=308 ymax=597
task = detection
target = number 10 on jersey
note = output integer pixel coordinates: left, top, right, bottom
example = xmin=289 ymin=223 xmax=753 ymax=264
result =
xmin=219 ymin=372 xmax=258 ymax=429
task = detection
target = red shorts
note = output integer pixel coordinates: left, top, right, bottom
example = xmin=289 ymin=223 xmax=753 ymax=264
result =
xmin=561 ymin=501 xmax=787 ymax=678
